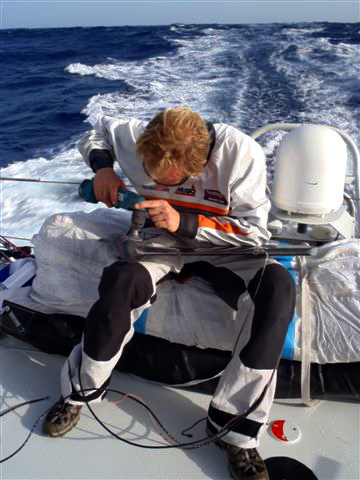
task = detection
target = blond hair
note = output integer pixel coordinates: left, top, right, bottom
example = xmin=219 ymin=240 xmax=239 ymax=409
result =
xmin=136 ymin=108 xmax=210 ymax=177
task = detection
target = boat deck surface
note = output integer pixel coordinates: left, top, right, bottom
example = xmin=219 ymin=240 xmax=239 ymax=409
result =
xmin=1 ymin=336 xmax=359 ymax=480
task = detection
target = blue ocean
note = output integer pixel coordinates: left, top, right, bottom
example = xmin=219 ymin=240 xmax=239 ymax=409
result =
xmin=1 ymin=23 xmax=359 ymax=239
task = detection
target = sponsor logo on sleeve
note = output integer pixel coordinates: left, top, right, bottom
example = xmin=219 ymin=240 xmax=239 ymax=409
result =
xmin=204 ymin=189 xmax=228 ymax=206
xmin=175 ymin=184 xmax=196 ymax=196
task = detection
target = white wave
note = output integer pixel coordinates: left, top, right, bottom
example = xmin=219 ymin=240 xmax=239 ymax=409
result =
xmin=65 ymin=62 xmax=126 ymax=81
xmin=71 ymin=28 xmax=254 ymax=129
xmin=202 ymin=28 xmax=216 ymax=32
xmin=279 ymin=27 xmax=326 ymax=36
xmin=318 ymin=38 xmax=360 ymax=66
xmin=262 ymin=132 xmax=287 ymax=158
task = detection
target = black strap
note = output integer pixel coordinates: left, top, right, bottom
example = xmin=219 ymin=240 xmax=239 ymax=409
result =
xmin=205 ymin=122 xmax=216 ymax=162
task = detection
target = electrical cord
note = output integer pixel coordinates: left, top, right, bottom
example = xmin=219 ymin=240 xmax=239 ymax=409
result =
xmin=75 ymin=371 xmax=275 ymax=451
xmin=0 ymin=396 xmax=49 ymax=418
xmin=0 ymin=248 xmax=276 ymax=461
xmin=0 ymin=370 xmax=273 ymax=463
xmin=0 ymin=397 xmax=50 ymax=463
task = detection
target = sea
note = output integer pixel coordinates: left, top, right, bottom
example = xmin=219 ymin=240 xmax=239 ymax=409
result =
xmin=1 ymin=22 xmax=360 ymax=242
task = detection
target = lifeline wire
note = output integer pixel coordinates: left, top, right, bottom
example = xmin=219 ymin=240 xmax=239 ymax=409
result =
xmin=0 ymin=176 xmax=80 ymax=185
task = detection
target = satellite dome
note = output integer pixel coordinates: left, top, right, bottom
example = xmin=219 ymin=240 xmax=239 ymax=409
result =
xmin=272 ymin=125 xmax=347 ymax=215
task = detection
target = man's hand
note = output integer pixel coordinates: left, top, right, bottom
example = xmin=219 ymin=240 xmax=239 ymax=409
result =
xmin=93 ymin=168 xmax=126 ymax=208
xmin=135 ymin=199 xmax=180 ymax=233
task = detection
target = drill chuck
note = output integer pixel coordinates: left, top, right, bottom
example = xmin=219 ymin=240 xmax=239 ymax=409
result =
xmin=127 ymin=210 xmax=146 ymax=240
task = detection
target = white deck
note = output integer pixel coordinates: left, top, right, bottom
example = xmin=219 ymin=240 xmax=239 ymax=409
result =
xmin=1 ymin=336 xmax=359 ymax=480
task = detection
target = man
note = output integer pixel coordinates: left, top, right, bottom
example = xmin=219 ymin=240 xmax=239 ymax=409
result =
xmin=43 ymin=108 xmax=295 ymax=480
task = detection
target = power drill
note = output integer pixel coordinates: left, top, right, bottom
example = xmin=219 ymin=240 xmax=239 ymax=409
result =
xmin=78 ymin=179 xmax=146 ymax=241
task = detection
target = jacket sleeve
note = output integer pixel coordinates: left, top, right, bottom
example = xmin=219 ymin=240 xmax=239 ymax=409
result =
xmin=78 ymin=116 xmax=116 ymax=172
xmin=78 ymin=115 xmax=144 ymax=172
xmin=177 ymin=140 xmax=271 ymax=247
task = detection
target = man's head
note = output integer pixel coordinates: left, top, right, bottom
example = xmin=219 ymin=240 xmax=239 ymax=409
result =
xmin=136 ymin=108 xmax=210 ymax=186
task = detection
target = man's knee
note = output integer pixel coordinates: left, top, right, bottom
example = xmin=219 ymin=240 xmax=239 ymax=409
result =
xmin=248 ymin=263 xmax=296 ymax=327
xmin=250 ymin=262 xmax=295 ymax=300
xmin=265 ymin=263 xmax=295 ymax=301
xmin=240 ymin=264 xmax=296 ymax=369
xmin=84 ymin=261 xmax=154 ymax=361
xmin=99 ymin=261 xmax=153 ymax=299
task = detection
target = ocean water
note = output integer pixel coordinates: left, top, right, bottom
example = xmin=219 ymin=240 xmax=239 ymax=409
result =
xmin=1 ymin=23 xmax=359 ymax=241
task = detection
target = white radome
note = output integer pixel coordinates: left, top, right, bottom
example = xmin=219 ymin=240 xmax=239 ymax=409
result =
xmin=272 ymin=124 xmax=347 ymax=215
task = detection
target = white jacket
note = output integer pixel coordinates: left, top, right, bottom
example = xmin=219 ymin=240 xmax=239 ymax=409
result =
xmin=79 ymin=115 xmax=271 ymax=246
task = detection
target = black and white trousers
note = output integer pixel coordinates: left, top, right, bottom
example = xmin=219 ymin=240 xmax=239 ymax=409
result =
xmin=61 ymin=251 xmax=295 ymax=448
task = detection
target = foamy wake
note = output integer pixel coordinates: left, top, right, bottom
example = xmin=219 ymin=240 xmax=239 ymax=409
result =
xmin=65 ymin=28 xmax=252 ymax=127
